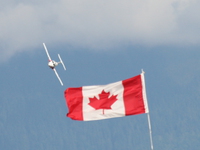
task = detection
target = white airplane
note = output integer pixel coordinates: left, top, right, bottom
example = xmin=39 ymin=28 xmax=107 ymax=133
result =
xmin=43 ymin=43 xmax=66 ymax=86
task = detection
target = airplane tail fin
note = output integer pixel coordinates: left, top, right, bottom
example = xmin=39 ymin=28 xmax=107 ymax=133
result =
xmin=58 ymin=54 xmax=66 ymax=70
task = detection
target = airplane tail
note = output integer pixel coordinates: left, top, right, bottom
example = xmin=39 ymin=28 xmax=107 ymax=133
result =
xmin=58 ymin=54 xmax=66 ymax=70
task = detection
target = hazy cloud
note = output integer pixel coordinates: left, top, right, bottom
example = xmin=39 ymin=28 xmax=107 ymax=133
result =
xmin=0 ymin=0 xmax=200 ymax=61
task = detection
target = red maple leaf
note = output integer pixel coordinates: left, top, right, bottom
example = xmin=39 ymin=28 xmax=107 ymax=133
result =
xmin=88 ymin=90 xmax=118 ymax=114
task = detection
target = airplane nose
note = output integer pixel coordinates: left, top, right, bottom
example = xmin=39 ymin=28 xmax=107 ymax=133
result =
xmin=48 ymin=61 xmax=55 ymax=68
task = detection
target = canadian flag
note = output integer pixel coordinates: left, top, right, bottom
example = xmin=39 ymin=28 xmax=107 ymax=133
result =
xmin=64 ymin=73 xmax=149 ymax=121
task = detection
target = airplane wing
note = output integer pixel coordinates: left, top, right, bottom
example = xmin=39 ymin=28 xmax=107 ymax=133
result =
xmin=53 ymin=68 xmax=64 ymax=86
xmin=43 ymin=43 xmax=52 ymax=60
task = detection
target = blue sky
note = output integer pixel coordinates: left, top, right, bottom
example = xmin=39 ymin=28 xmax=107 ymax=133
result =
xmin=1 ymin=1 xmax=200 ymax=150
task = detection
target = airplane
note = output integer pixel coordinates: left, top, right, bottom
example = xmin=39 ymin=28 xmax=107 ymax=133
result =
xmin=43 ymin=43 xmax=66 ymax=86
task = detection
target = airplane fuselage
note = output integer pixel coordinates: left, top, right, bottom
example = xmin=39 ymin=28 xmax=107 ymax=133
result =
xmin=48 ymin=60 xmax=59 ymax=69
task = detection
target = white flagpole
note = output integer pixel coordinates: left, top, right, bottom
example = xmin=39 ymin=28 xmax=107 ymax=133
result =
xmin=141 ymin=70 xmax=154 ymax=150
xmin=147 ymin=113 xmax=154 ymax=150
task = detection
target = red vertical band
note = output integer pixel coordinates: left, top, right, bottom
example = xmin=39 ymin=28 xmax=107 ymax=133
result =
xmin=64 ymin=87 xmax=83 ymax=121
xmin=122 ymin=75 xmax=146 ymax=116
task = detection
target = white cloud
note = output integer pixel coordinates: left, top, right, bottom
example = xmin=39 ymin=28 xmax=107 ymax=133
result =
xmin=0 ymin=0 xmax=200 ymax=61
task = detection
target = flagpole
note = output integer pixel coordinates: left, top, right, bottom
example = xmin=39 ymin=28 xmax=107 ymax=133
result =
xmin=141 ymin=70 xmax=154 ymax=150
xmin=147 ymin=113 xmax=154 ymax=150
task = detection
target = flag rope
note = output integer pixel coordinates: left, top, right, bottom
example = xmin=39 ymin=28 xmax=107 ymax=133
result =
xmin=141 ymin=70 xmax=154 ymax=150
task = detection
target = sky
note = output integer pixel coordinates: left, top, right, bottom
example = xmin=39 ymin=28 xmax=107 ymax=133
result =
xmin=1 ymin=0 xmax=200 ymax=150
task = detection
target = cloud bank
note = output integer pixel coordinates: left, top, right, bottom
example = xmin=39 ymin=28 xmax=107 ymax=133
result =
xmin=0 ymin=0 xmax=200 ymax=61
